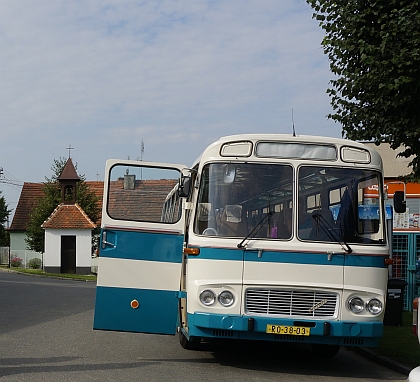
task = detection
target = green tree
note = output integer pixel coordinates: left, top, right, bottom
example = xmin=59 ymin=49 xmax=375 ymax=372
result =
xmin=0 ymin=190 xmax=11 ymax=246
xmin=25 ymin=158 xmax=101 ymax=253
xmin=307 ymin=0 xmax=420 ymax=177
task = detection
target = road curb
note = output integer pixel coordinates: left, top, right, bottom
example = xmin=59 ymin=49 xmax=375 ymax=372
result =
xmin=353 ymin=346 xmax=412 ymax=376
xmin=0 ymin=266 xmax=96 ymax=282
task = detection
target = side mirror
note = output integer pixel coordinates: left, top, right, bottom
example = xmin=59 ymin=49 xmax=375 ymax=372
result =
xmin=178 ymin=176 xmax=191 ymax=198
xmin=394 ymin=191 xmax=406 ymax=213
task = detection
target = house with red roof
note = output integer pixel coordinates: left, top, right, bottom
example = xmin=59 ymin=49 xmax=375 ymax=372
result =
xmin=42 ymin=158 xmax=99 ymax=274
xmin=8 ymin=159 xmax=103 ymax=273
xmin=42 ymin=203 xmax=96 ymax=274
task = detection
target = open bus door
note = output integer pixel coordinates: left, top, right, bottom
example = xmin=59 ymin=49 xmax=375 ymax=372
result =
xmin=93 ymin=160 xmax=188 ymax=335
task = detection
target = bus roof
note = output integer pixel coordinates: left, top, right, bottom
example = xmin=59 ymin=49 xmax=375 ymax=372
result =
xmin=191 ymin=134 xmax=380 ymax=168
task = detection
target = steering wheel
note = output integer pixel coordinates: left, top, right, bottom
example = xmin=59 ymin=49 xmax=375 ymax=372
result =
xmin=202 ymin=228 xmax=218 ymax=236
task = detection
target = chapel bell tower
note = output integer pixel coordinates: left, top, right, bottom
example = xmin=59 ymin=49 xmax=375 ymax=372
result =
xmin=58 ymin=157 xmax=80 ymax=204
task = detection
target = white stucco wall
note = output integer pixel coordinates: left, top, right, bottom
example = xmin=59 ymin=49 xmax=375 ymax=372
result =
xmin=9 ymin=232 xmax=43 ymax=266
xmin=44 ymin=229 xmax=92 ymax=269
xmin=10 ymin=232 xmax=29 ymax=251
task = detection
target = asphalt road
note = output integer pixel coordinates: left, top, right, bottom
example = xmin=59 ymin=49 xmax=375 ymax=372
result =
xmin=0 ymin=270 xmax=407 ymax=381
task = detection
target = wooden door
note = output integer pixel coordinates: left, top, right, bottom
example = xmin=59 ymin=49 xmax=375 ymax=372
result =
xmin=61 ymin=236 xmax=76 ymax=274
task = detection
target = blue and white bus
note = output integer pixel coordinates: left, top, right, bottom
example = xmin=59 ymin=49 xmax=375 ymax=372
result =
xmin=93 ymin=134 xmax=393 ymax=357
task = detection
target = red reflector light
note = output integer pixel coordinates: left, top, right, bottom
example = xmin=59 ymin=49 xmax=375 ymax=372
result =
xmin=412 ymin=298 xmax=419 ymax=336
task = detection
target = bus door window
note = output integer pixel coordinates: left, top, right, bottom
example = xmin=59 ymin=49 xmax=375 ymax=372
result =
xmin=108 ymin=165 xmax=181 ymax=223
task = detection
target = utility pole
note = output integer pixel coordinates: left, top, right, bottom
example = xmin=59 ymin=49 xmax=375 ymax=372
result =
xmin=140 ymin=139 xmax=144 ymax=180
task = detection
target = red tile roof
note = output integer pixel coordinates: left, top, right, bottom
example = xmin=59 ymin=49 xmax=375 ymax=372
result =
xmin=9 ymin=183 xmax=45 ymax=231
xmin=108 ymin=179 xmax=178 ymax=221
xmin=9 ymin=181 xmax=104 ymax=231
xmin=42 ymin=203 xmax=96 ymax=229
xmin=9 ymin=178 xmax=178 ymax=231
xmin=85 ymin=181 xmax=104 ymax=213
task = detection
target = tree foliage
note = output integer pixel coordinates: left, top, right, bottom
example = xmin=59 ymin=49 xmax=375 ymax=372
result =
xmin=307 ymin=0 xmax=420 ymax=177
xmin=0 ymin=190 xmax=11 ymax=246
xmin=25 ymin=158 xmax=101 ymax=253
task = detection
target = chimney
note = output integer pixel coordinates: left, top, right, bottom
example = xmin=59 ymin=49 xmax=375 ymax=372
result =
xmin=124 ymin=174 xmax=136 ymax=190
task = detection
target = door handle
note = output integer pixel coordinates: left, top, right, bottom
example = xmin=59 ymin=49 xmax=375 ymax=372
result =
xmin=327 ymin=251 xmax=345 ymax=261
xmin=102 ymin=240 xmax=116 ymax=249
xmin=101 ymin=231 xmax=116 ymax=249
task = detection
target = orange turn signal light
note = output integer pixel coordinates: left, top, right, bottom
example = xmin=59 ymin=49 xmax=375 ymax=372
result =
xmin=384 ymin=258 xmax=394 ymax=266
xmin=183 ymin=247 xmax=200 ymax=256
xmin=130 ymin=300 xmax=139 ymax=309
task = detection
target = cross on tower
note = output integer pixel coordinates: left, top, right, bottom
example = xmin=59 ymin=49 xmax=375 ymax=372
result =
xmin=66 ymin=145 xmax=74 ymax=159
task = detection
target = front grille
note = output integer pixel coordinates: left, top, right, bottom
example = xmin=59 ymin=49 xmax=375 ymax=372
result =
xmin=212 ymin=329 xmax=234 ymax=337
xmin=343 ymin=337 xmax=364 ymax=346
xmin=245 ymin=289 xmax=338 ymax=318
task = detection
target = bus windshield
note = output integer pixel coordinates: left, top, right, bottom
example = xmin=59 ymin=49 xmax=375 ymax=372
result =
xmin=194 ymin=162 xmax=385 ymax=245
xmin=194 ymin=163 xmax=293 ymax=239
xmin=298 ymin=166 xmax=384 ymax=244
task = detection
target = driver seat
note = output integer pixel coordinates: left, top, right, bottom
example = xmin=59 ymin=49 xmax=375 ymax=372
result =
xmin=217 ymin=205 xmax=248 ymax=237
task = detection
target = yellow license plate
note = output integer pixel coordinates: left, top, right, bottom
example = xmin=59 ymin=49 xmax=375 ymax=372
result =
xmin=266 ymin=325 xmax=310 ymax=336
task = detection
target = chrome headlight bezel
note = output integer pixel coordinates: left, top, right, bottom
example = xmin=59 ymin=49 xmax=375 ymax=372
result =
xmin=348 ymin=296 xmax=365 ymax=314
xmin=366 ymin=298 xmax=383 ymax=315
xmin=218 ymin=290 xmax=235 ymax=307
xmin=199 ymin=289 xmax=216 ymax=306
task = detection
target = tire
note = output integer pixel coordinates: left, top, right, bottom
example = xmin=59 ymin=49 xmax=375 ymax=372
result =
xmin=311 ymin=344 xmax=340 ymax=358
xmin=179 ymin=330 xmax=201 ymax=350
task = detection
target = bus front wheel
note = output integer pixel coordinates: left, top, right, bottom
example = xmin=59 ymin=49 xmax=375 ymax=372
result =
xmin=179 ymin=330 xmax=201 ymax=350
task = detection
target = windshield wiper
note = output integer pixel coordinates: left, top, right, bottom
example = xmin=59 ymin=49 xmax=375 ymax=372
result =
xmin=237 ymin=211 xmax=274 ymax=248
xmin=312 ymin=212 xmax=352 ymax=253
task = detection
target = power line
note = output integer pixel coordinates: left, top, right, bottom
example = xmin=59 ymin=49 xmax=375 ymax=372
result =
xmin=0 ymin=167 xmax=23 ymax=188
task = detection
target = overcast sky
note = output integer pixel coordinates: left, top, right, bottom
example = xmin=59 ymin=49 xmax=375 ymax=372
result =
xmin=0 ymin=0 xmax=340 ymax=218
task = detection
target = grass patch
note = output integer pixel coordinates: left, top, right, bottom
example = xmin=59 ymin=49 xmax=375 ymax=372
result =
xmin=375 ymin=311 xmax=420 ymax=368
xmin=0 ymin=265 xmax=97 ymax=282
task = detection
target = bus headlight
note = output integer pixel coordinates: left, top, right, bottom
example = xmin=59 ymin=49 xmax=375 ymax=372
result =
xmin=218 ymin=291 xmax=235 ymax=307
xmin=200 ymin=290 xmax=216 ymax=306
xmin=366 ymin=298 xmax=383 ymax=315
xmin=348 ymin=296 xmax=365 ymax=313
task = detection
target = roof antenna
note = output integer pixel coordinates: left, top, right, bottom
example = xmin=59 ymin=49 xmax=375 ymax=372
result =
xmin=291 ymin=108 xmax=296 ymax=137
